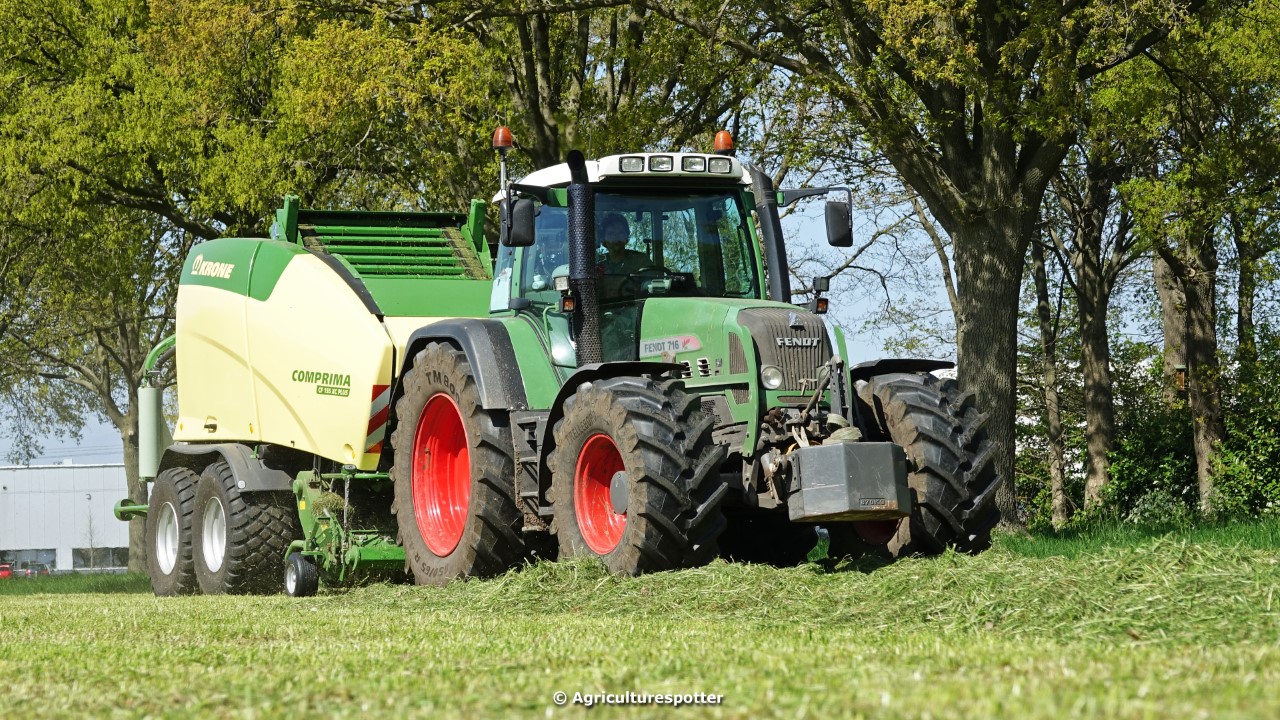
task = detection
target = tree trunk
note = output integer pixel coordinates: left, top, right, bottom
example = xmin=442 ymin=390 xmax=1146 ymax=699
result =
xmin=1181 ymin=237 xmax=1224 ymax=512
xmin=123 ymin=424 xmax=145 ymax=573
xmin=1154 ymin=255 xmax=1187 ymax=403
xmin=1030 ymin=241 xmax=1069 ymax=527
xmin=1057 ymin=156 xmax=1122 ymax=511
xmin=111 ymin=387 xmax=146 ymax=573
xmin=1232 ymin=213 xmax=1257 ymax=367
xmin=1078 ymin=281 xmax=1115 ymax=510
xmin=952 ymin=210 xmax=1028 ymax=526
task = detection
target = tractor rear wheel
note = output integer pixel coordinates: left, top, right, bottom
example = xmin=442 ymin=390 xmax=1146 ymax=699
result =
xmin=549 ymin=376 xmax=726 ymax=575
xmin=193 ymin=461 xmax=299 ymax=594
xmin=390 ymin=342 xmax=524 ymax=585
xmin=146 ymin=467 xmax=199 ymax=596
xmin=829 ymin=372 xmax=1000 ymax=559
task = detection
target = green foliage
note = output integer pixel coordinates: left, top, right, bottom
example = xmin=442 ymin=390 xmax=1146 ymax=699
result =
xmin=0 ymin=1 xmax=508 ymax=442
xmin=1100 ymin=340 xmax=1198 ymax=522
xmin=1214 ymin=327 xmax=1280 ymax=515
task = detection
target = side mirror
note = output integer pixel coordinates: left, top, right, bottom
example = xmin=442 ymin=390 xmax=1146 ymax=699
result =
xmin=505 ymin=198 xmax=536 ymax=247
xmin=824 ymin=200 xmax=852 ymax=247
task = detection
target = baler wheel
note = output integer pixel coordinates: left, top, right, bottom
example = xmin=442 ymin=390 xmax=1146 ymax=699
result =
xmin=284 ymin=552 xmax=319 ymax=598
xmin=829 ymin=372 xmax=1001 ymax=559
xmin=390 ymin=342 xmax=525 ymax=585
xmin=549 ymin=376 xmax=726 ymax=575
xmin=145 ymin=467 xmax=199 ymax=596
xmin=192 ymin=461 xmax=300 ymax=594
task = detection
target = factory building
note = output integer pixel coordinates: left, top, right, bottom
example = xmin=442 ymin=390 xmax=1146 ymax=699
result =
xmin=0 ymin=464 xmax=131 ymax=572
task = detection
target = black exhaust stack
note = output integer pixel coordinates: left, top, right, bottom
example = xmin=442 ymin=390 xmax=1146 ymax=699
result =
xmin=566 ymin=151 xmax=602 ymax=366
xmin=747 ymin=165 xmax=792 ymax=303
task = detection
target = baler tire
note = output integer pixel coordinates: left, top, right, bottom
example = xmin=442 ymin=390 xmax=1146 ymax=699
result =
xmin=146 ymin=467 xmax=199 ymax=596
xmin=193 ymin=461 xmax=300 ymax=595
xmin=836 ymin=372 xmax=1001 ymax=558
xmin=284 ymin=552 xmax=320 ymax=598
xmin=549 ymin=376 xmax=726 ymax=575
xmin=390 ymin=342 xmax=525 ymax=585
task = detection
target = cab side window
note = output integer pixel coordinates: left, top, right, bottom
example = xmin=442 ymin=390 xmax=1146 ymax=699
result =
xmin=518 ymin=205 xmax=569 ymax=305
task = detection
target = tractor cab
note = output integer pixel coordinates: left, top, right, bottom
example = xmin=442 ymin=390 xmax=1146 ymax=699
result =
xmin=490 ymin=156 xmax=764 ymax=367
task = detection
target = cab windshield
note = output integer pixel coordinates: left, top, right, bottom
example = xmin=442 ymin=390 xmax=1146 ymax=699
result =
xmin=517 ymin=190 xmax=759 ymax=306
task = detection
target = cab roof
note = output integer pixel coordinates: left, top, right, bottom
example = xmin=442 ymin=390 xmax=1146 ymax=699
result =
xmin=495 ymin=152 xmax=749 ymax=201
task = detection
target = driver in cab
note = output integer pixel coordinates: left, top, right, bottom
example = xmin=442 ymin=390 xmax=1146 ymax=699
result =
xmin=598 ymin=213 xmax=649 ymax=298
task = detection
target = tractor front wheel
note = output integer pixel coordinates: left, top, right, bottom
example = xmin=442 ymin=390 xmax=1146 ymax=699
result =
xmin=549 ymin=376 xmax=726 ymax=575
xmin=390 ymin=342 xmax=525 ymax=585
xmin=829 ymin=372 xmax=1000 ymax=559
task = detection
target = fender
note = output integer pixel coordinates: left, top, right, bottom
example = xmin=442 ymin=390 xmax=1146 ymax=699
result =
xmin=159 ymin=443 xmax=294 ymax=492
xmin=536 ymin=360 xmax=682 ymax=489
xmin=848 ymin=358 xmax=954 ymax=384
xmin=397 ymin=318 xmax=527 ymax=411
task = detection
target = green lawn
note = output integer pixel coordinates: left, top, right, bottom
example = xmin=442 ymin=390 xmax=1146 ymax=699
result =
xmin=1 ymin=522 xmax=1278 ymax=718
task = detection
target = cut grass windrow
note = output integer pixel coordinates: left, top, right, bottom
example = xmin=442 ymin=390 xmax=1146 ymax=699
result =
xmin=1 ymin=522 xmax=1277 ymax=718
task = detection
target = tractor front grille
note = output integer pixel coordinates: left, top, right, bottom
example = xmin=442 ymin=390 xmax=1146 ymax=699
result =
xmin=737 ymin=308 xmax=830 ymax=393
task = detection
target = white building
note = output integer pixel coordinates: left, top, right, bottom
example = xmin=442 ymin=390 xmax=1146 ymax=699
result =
xmin=0 ymin=464 xmax=132 ymax=571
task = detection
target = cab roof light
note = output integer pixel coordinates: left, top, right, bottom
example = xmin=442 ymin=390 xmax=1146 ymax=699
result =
xmin=649 ymin=155 xmax=674 ymax=172
xmin=708 ymin=157 xmax=733 ymax=174
xmin=620 ymin=156 xmax=645 ymax=172
xmin=682 ymin=156 xmax=707 ymax=172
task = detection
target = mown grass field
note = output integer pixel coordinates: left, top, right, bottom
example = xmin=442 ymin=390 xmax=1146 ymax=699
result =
xmin=1 ymin=520 xmax=1278 ymax=718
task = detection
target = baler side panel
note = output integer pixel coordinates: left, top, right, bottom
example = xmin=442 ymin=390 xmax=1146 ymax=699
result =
xmin=174 ymin=239 xmax=261 ymax=444
xmin=244 ymin=253 xmax=394 ymax=471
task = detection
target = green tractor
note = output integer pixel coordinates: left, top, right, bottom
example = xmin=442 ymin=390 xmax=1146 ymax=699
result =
xmin=120 ymin=129 xmax=999 ymax=596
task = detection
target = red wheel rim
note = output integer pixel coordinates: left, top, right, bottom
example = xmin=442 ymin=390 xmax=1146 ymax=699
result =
xmin=574 ymin=433 xmax=627 ymax=554
xmin=411 ymin=393 xmax=470 ymax=556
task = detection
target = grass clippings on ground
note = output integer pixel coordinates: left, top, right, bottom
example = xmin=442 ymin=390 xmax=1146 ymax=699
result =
xmin=1 ymin=520 xmax=1277 ymax=718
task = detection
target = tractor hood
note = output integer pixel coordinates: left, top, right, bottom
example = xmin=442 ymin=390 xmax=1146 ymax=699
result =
xmin=637 ymin=297 xmax=833 ymax=393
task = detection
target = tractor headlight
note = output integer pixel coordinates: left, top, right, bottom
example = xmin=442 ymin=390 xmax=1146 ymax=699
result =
xmin=761 ymin=365 xmax=784 ymax=390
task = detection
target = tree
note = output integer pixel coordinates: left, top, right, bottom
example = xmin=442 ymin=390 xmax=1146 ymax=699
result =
xmin=651 ymin=0 xmax=1208 ymax=524
xmin=1119 ymin=0 xmax=1280 ymax=510
xmin=0 ymin=208 xmax=186 ymax=569
xmin=1045 ymin=143 xmax=1143 ymax=509
xmin=1028 ymin=236 xmax=1072 ymax=527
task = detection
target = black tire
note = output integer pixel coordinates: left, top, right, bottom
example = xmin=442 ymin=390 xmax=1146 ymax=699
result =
xmin=145 ymin=467 xmax=199 ymax=596
xmin=284 ymin=552 xmax=319 ymax=597
xmin=831 ymin=372 xmax=1000 ymax=558
xmin=549 ymin=376 xmax=726 ymax=575
xmin=193 ymin=461 xmax=300 ymax=595
xmin=720 ymin=512 xmax=819 ymax=567
xmin=390 ymin=342 xmax=525 ymax=585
